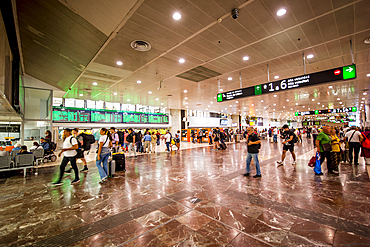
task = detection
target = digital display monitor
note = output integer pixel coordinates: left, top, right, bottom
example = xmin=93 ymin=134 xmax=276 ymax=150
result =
xmin=52 ymin=109 xmax=90 ymax=123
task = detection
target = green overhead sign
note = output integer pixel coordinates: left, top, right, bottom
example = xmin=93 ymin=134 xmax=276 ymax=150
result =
xmin=342 ymin=65 xmax=356 ymax=80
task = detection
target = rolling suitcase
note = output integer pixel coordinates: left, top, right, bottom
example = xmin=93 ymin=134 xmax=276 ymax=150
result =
xmin=108 ymin=160 xmax=116 ymax=177
xmin=112 ymin=153 xmax=126 ymax=171
xmin=219 ymin=143 xmax=227 ymax=150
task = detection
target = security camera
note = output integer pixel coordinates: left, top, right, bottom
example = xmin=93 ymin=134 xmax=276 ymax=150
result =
xmin=231 ymin=8 xmax=238 ymax=19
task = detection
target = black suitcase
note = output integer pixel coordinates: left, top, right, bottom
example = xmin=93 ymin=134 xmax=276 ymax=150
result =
xmin=112 ymin=153 xmax=125 ymax=171
xmin=220 ymin=143 xmax=227 ymax=150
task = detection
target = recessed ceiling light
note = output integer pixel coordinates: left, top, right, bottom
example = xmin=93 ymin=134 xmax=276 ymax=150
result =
xmin=295 ymin=103 xmax=298 ymax=105
xmin=322 ymin=105 xmax=324 ymax=107
xmin=206 ymin=108 xmax=208 ymax=110
xmin=221 ymin=110 xmax=223 ymax=112
xmin=155 ymin=98 xmax=159 ymax=101
xmin=173 ymin=12 xmax=181 ymax=20
xmin=273 ymin=103 xmax=276 ymax=106
xmin=363 ymin=92 xmax=367 ymax=95
xmin=225 ymin=108 xmax=227 ymax=110
xmin=184 ymin=90 xmax=187 ymax=93
xmin=361 ymin=101 xmax=364 ymax=103
xmin=179 ymin=58 xmax=185 ymax=63
xmin=127 ymin=99 xmax=130 ymax=102
xmin=312 ymin=99 xmax=315 ymax=101
xmin=367 ymin=73 xmax=370 ymax=77
xmin=244 ymin=107 xmax=247 ymax=109
xmin=236 ymin=101 xmax=238 ymax=103
xmin=286 ymin=99 xmax=289 ymax=102
xmin=252 ymin=104 xmax=254 ymax=106
xmin=219 ymin=89 xmax=223 ymax=92
xmin=291 ymin=108 xmax=293 ymax=110
xmin=148 ymin=91 xmax=152 ymax=94
xmin=333 ymin=92 xmax=338 ymax=95
xmin=229 ymin=105 xmax=232 ymax=107
xmin=186 ymin=106 xmax=188 ymax=108
xmin=307 ymin=54 xmax=314 ymax=59
xmin=261 ymin=100 xmax=264 ymax=102
xmin=210 ymin=102 xmax=213 ymax=104
xmin=184 ymin=97 xmax=188 ymax=100
xmin=243 ymin=56 xmax=250 ymax=61
xmin=208 ymin=105 xmax=210 ymax=107
xmin=317 ymin=102 xmax=320 ymax=104
xmin=116 ymin=61 xmax=123 ymax=65
xmin=328 ymin=86 xmax=333 ymax=89
xmin=337 ymin=98 xmax=340 ymax=100
xmin=303 ymin=106 xmax=305 ymax=108
xmin=79 ymin=94 xmax=83 ymax=96
xmin=113 ymin=92 xmax=117 ymax=95
xmin=92 ymin=82 xmax=97 ymax=85
xmin=273 ymin=109 xmax=275 ymax=111
xmin=276 ymin=8 xmax=287 ymax=16
xmin=161 ymin=103 xmax=163 ymax=105
xmin=228 ymin=77 xmax=232 ymax=81
xmin=137 ymin=80 xmax=141 ymax=84
xmin=362 ymin=97 xmax=365 ymax=100
xmin=339 ymin=102 xmax=342 ymax=104
xmin=185 ymin=102 xmax=188 ymax=105
xmin=274 ymin=76 xmax=279 ymax=79
xmin=283 ymin=106 xmax=285 ymax=108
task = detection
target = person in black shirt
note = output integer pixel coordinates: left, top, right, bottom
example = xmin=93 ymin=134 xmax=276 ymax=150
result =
xmin=276 ymin=125 xmax=296 ymax=166
xmin=243 ymin=127 xmax=262 ymax=178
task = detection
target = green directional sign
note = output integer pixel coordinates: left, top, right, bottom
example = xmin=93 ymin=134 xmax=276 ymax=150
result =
xmin=343 ymin=65 xmax=356 ymax=80
xmin=254 ymin=85 xmax=262 ymax=95
xmin=315 ymin=110 xmax=319 ymax=115
xmin=295 ymin=112 xmax=299 ymax=116
xmin=217 ymin=93 xmax=223 ymax=102
xmin=352 ymin=107 xmax=357 ymax=112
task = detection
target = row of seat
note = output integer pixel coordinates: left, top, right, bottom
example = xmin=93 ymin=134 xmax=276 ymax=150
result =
xmin=0 ymin=149 xmax=45 ymax=177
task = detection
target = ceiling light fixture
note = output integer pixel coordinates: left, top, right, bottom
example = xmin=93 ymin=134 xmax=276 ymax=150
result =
xmin=161 ymin=103 xmax=163 ymax=105
xmin=92 ymin=82 xmax=97 ymax=85
xmin=243 ymin=56 xmax=250 ymax=61
xmin=312 ymin=99 xmax=315 ymax=101
xmin=79 ymin=94 xmax=83 ymax=96
xmin=127 ymin=99 xmax=130 ymax=102
xmin=367 ymin=73 xmax=370 ymax=77
xmin=261 ymin=100 xmax=264 ymax=102
xmin=307 ymin=54 xmax=314 ymax=59
xmin=236 ymin=101 xmax=238 ymax=103
xmin=286 ymin=99 xmax=289 ymax=102
xmin=184 ymin=90 xmax=187 ymax=93
xmin=362 ymin=97 xmax=365 ymax=100
xmin=210 ymin=102 xmax=213 ymax=104
xmin=137 ymin=80 xmax=141 ymax=84
xmin=328 ymin=86 xmax=333 ymax=89
xmin=179 ymin=58 xmax=185 ymax=63
xmin=155 ymin=98 xmax=159 ymax=101
xmin=363 ymin=92 xmax=367 ymax=95
xmin=148 ymin=91 xmax=152 ymax=94
xmin=116 ymin=61 xmax=123 ymax=65
xmin=173 ymin=12 xmax=181 ymax=20
xmin=113 ymin=92 xmax=117 ymax=95
xmin=219 ymin=89 xmax=223 ymax=92
xmin=276 ymin=8 xmax=287 ymax=16
xmin=317 ymin=102 xmax=320 ymax=104
xmin=337 ymin=98 xmax=340 ymax=100
xmin=228 ymin=77 xmax=232 ymax=81
xmin=274 ymin=76 xmax=279 ymax=79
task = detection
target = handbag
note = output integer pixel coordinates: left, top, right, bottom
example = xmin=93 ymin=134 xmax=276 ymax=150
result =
xmin=321 ymin=143 xmax=332 ymax=152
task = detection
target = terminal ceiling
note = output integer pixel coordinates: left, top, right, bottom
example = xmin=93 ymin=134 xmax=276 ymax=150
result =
xmin=15 ymin=0 xmax=370 ymax=120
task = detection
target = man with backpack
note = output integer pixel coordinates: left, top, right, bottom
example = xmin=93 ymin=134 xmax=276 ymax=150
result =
xmin=126 ymin=128 xmax=137 ymax=158
xmin=243 ymin=127 xmax=262 ymax=178
xmin=345 ymin=126 xmax=362 ymax=165
xmin=276 ymin=124 xmax=297 ymax=166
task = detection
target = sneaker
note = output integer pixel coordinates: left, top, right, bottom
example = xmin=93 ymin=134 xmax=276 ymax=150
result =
xmin=292 ymin=161 xmax=297 ymax=165
xmin=99 ymin=176 xmax=107 ymax=183
xmin=71 ymin=179 xmax=80 ymax=184
xmin=276 ymin=161 xmax=283 ymax=165
xmin=52 ymin=181 xmax=63 ymax=186
xmin=253 ymin=174 xmax=262 ymax=178
xmin=243 ymin=173 xmax=250 ymax=177
xmin=65 ymin=169 xmax=72 ymax=174
xmin=80 ymin=167 xmax=89 ymax=173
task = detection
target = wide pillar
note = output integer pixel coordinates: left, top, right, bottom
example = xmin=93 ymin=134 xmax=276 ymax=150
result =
xmin=170 ymin=109 xmax=181 ymax=134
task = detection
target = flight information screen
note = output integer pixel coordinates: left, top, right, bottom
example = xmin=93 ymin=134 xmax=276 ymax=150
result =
xmin=52 ymin=107 xmax=169 ymax=125
xmin=52 ymin=109 xmax=90 ymax=123
xmin=217 ymin=64 xmax=356 ymax=102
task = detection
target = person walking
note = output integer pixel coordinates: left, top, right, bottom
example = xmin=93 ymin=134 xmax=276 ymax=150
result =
xmin=95 ymin=128 xmax=112 ymax=183
xmin=52 ymin=128 xmax=79 ymax=186
xmin=209 ymin=129 xmax=213 ymax=145
xmin=127 ymin=128 xmax=137 ymax=158
xmin=136 ymin=131 xmax=143 ymax=153
xmin=276 ymin=125 xmax=297 ymax=166
xmin=73 ymin=128 xmax=88 ymax=173
xmin=360 ymin=126 xmax=370 ymax=165
xmin=175 ymin=130 xmax=181 ymax=150
xmin=345 ymin=126 xmax=362 ymax=165
xmin=156 ymin=131 xmax=161 ymax=145
xmin=316 ymin=126 xmax=337 ymax=175
xmin=150 ymin=132 xmax=157 ymax=153
xmin=122 ymin=130 xmax=129 ymax=152
xmin=143 ymin=131 xmax=151 ymax=153
xmin=164 ymin=130 xmax=172 ymax=152
xmin=273 ymin=127 xmax=278 ymax=143
xmin=243 ymin=127 xmax=262 ymax=178
xmin=312 ymin=126 xmax=318 ymax=147
xmin=110 ymin=127 xmax=120 ymax=153
xmin=330 ymin=128 xmax=341 ymax=172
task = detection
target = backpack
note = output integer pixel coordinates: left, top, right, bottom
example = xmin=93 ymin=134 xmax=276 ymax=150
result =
xmin=117 ymin=131 xmax=125 ymax=144
xmin=78 ymin=133 xmax=95 ymax=151
xmin=220 ymin=132 xmax=226 ymax=139
xmin=292 ymin=133 xmax=299 ymax=143
xmin=49 ymin=142 xmax=57 ymax=151
xmin=126 ymin=133 xmax=134 ymax=143
xmin=362 ymin=132 xmax=370 ymax=149
xmin=135 ymin=132 xmax=141 ymax=142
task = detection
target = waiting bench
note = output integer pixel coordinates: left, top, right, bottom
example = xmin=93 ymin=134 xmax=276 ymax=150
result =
xmin=0 ymin=154 xmax=38 ymax=177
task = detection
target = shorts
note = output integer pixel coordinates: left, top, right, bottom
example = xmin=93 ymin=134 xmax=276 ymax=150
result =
xmin=214 ymin=137 xmax=219 ymax=142
xmin=76 ymin=150 xmax=85 ymax=159
xmin=283 ymin=145 xmax=294 ymax=152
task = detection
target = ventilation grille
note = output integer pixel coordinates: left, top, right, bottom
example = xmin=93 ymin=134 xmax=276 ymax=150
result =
xmin=176 ymin=66 xmax=221 ymax=82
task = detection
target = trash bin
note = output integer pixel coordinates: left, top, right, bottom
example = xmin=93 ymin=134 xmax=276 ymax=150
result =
xmin=235 ymin=134 xmax=240 ymax=143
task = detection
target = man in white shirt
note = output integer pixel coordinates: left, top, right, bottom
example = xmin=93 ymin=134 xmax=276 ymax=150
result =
xmin=165 ymin=130 xmax=172 ymax=152
xmin=345 ymin=126 xmax=362 ymax=165
xmin=52 ymin=128 xmax=79 ymax=186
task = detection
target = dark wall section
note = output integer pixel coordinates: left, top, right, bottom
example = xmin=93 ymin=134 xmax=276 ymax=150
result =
xmin=181 ymin=110 xmax=186 ymax=130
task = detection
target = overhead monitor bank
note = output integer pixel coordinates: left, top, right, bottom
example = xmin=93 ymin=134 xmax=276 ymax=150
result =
xmin=217 ymin=64 xmax=356 ymax=102
xmin=52 ymin=107 xmax=169 ymax=125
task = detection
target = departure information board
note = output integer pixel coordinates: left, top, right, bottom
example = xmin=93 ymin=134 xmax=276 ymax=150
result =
xmin=217 ymin=64 xmax=356 ymax=102
xmin=52 ymin=107 xmax=169 ymax=124
xmin=295 ymin=107 xmax=357 ymax=116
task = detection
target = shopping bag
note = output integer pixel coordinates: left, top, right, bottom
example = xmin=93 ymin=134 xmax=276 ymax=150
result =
xmin=314 ymin=152 xmax=321 ymax=174
xmin=308 ymin=156 xmax=316 ymax=167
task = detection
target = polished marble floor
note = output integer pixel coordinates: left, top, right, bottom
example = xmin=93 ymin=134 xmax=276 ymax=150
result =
xmin=1 ymin=137 xmax=370 ymax=246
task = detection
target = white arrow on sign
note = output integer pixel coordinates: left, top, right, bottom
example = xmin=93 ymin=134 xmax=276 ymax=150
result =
xmin=346 ymin=67 xmax=353 ymax=73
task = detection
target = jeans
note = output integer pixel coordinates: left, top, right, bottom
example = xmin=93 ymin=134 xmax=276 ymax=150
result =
xmin=136 ymin=141 xmax=142 ymax=152
xmin=122 ymin=143 xmax=128 ymax=151
xmin=157 ymin=137 xmax=160 ymax=145
xmin=166 ymin=142 xmax=170 ymax=151
xmin=209 ymin=136 xmax=213 ymax=145
xmin=58 ymin=156 xmax=78 ymax=182
xmin=246 ymin=153 xmax=261 ymax=175
xmin=95 ymin=152 xmax=110 ymax=179
xmin=273 ymin=134 xmax=277 ymax=143
xmin=320 ymin=151 xmax=333 ymax=172
xmin=128 ymin=143 xmax=136 ymax=156
xmin=349 ymin=142 xmax=361 ymax=164
xmin=313 ymin=134 xmax=318 ymax=146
